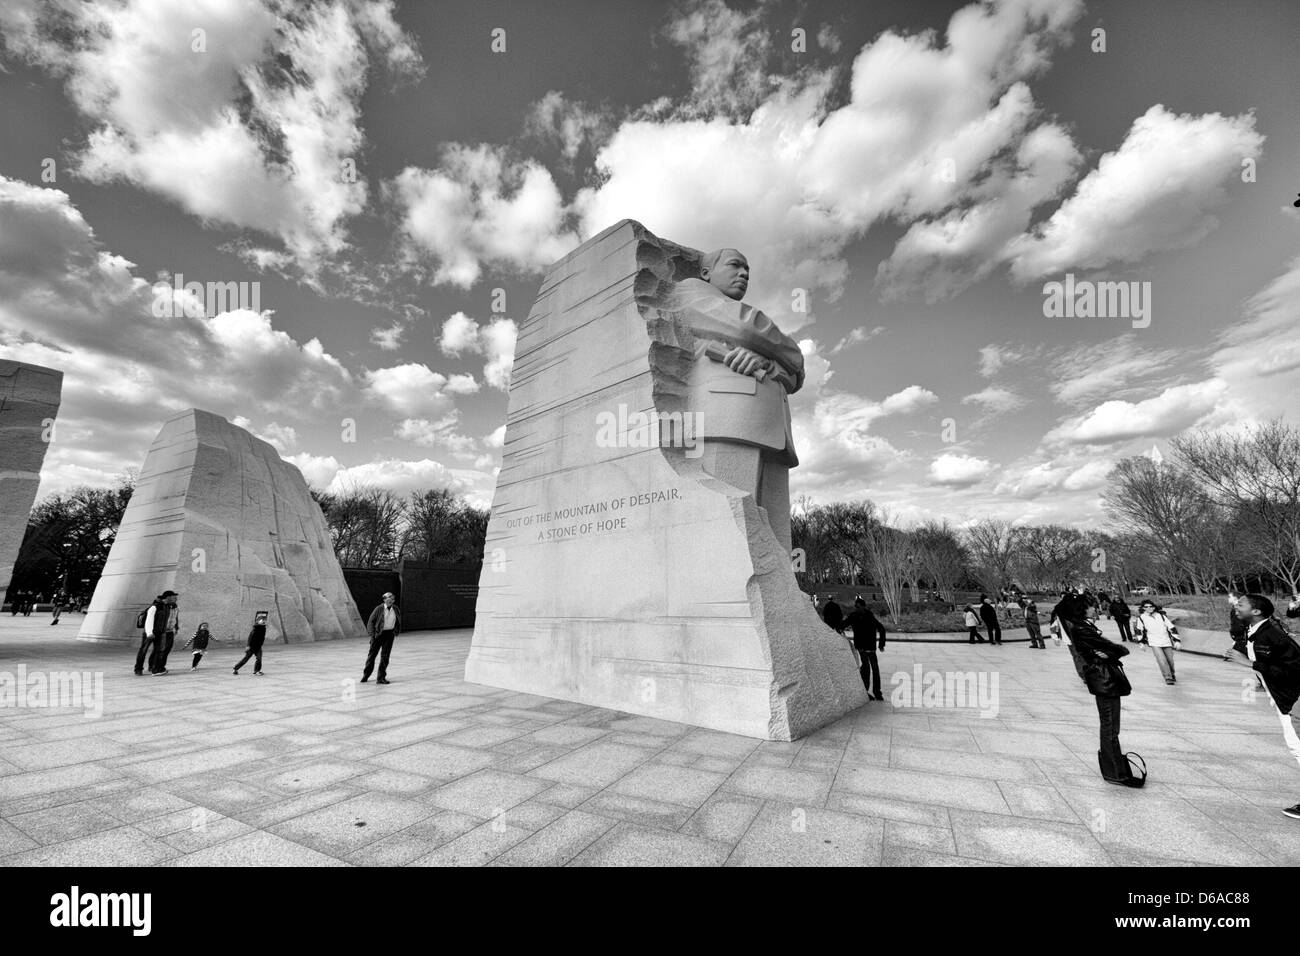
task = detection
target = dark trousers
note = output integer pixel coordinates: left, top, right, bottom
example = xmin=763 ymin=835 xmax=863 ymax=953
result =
xmin=148 ymin=632 xmax=175 ymax=672
xmin=858 ymin=651 xmax=881 ymax=698
xmin=1115 ymin=617 xmax=1133 ymax=642
xmin=1026 ymin=624 xmax=1044 ymax=648
xmin=985 ymin=621 xmax=1002 ymax=644
xmin=1096 ymin=695 xmax=1127 ymax=780
xmin=968 ymin=626 xmax=984 ymax=642
xmin=364 ymin=629 xmax=396 ymax=680
xmin=191 ymin=651 xmax=204 ymax=668
xmin=234 ymin=644 xmax=263 ymax=673
xmin=134 ymin=633 xmax=156 ymax=673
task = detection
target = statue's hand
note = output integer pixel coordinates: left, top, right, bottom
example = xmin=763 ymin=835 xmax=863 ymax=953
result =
xmin=724 ymin=346 xmax=768 ymax=379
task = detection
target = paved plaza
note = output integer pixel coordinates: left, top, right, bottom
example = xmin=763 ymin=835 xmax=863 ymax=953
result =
xmin=1 ymin=615 xmax=1298 ymax=866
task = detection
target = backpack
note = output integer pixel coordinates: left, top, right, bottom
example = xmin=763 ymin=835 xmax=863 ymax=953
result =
xmin=134 ymin=606 xmax=150 ymax=629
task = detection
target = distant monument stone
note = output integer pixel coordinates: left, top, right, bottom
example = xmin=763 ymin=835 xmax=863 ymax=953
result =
xmin=0 ymin=360 xmax=63 ymax=606
xmin=79 ymin=409 xmax=363 ymax=644
xmin=465 ymin=220 xmax=866 ymax=740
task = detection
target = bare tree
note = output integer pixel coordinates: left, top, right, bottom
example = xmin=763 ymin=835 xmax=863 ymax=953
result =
xmin=963 ymin=519 xmax=1022 ymax=596
xmin=1018 ymin=524 xmax=1089 ymax=592
xmin=402 ymin=488 xmax=489 ymax=564
xmin=1102 ymin=457 xmax=1222 ymax=594
xmin=912 ymin=519 xmax=967 ymax=603
xmin=317 ymin=484 xmax=407 ymax=568
xmin=1172 ymin=420 xmax=1300 ymax=595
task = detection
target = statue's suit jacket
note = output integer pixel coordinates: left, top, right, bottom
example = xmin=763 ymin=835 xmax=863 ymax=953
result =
xmin=675 ymin=278 xmax=803 ymax=467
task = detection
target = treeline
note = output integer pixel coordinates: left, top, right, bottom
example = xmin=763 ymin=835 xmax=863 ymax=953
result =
xmin=793 ymin=420 xmax=1300 ymax=625
xmin=7 ymin=478 xmax=489 ymax=602
xmin=311 ymin=486 xmax=489 ymax=568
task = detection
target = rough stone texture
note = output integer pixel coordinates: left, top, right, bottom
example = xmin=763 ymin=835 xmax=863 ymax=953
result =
xmin=465 ymin=220 xmax=865 ymax=740
xmin=77 ymin=408 xmax=363 ymax=644
xmin=0 ymin=360 xmax=63 ymax=606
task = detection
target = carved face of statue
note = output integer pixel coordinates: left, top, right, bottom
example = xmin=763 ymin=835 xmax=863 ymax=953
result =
xmin=701 ymin=248 xmax=749 ymax=301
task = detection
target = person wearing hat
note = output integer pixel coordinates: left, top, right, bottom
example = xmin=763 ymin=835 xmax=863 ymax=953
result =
xmin=145 ymin=590 xmax=180 ymax=675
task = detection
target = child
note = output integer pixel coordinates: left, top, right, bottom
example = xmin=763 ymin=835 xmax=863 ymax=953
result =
xmin=184 ymin=622 xmax=212 ymax=670
xmin=963 ymin=605 xmax=984 ymax=643
xmin=232 ymin=611 xmax=268 ymax=676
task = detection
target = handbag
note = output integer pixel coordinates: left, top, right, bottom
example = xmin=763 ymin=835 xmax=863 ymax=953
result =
xmin=1084 ymin=657 xmax=1132 ymax=697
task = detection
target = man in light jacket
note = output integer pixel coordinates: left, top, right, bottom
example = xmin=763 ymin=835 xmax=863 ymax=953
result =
xmin=362 ymin=591 xmax=401 ymax=685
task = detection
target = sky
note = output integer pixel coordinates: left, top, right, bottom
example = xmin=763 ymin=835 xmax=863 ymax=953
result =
xmin=1 ymin=0 xmax=1298 ymax=529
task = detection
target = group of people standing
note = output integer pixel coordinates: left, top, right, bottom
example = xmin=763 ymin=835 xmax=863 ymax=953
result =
xmin=129 ymin=589 xmax=403 ymax=683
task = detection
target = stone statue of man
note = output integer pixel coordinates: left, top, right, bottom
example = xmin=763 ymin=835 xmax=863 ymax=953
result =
xmin=673 ymin=248 xmax=804 ymax=553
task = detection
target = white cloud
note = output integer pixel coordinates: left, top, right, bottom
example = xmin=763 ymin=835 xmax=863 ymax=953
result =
xmin=285 ymin=452 xmax=343 ymax=490
xmin=0 ymin=0 xmax=424 ymax=278
xmin=436 ymin=312 xmax=517 ymax=391
xmin=1043 ymin=380 xmax=1229 ymax=445
xmin=371 ymin=322 xmax=404 ymax=351
xmin=962 ymin=386 xmax=1026 ymax=415
xmin=829 ymin=326 xmax=885 ymax=355
xmin=663 ymin=0 xmax=775 ymax=118
xmin=390 ymin=146 xmax=578 ymax=289
xmin=362 ymin=363 xmax=458 ymax=418
xmin=1006 ymin=105 xmax=1264 ymax=280
xmin=524 ymin=90 xmax=614 ymax=161
xmin=929 ymin=452 xmax=994 ymax=486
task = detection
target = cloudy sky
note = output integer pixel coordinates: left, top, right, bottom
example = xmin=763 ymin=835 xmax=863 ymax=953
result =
xmin=2 ymin=0 xmax=1297 ymax=528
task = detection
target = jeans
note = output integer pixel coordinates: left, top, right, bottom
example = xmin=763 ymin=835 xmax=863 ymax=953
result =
xmin=1151 ymin=645 xmax=1176 ymax=682
xmin=1274 ymin=705 xmax=1300 ymax=770
xmin=1025 ymin=623 xmax=1044 ymax=648
xmin=1115 ymin=617 xmax=1133 ymax=642
xmin=858 ymin=652 xmax=881 ymax=698
xmin=149 ymin=632 xmax=175 ymax=672
xmin=364 ymin=630 xmax=396 ymax=680
xmin=134 ymin=633 xmax=156 ymax=673
xmin=1096 ymin=695 xmax=1127 ymax=780
xmin=234 ymin=645 xmax=263 ymax=673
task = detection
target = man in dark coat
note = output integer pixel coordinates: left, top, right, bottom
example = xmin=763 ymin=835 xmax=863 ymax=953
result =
xmin=1109 ymin=597 xmax=1133 ymax=642
xmin=979 ymin=595 xmax=1002 ymax=645
xmin=822 ymin=596 xmax=844 ymax=634
xmin=845 ymin=597 xmax=887 ymax=700
xmin=1234 ymin=594 xmax=1300 ymax=819
xmin=362 ymin=591 xmax=401 ymax=684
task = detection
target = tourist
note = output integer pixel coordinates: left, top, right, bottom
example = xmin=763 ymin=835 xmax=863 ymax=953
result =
xmin=1060 ymin=599 xmax=1144 ymax=788
xmin=184 ymin=621 xmax=212 ymax=671
xmin=1022 ymin=597 xmax=1044 ymax=649
xmin=822 ymin=595 xmax=844 ymax=635
xmin=1134 ymin=600 xmax=1180 ymax=685
xmin=1232 ymin=594 xmax=1300 ymax=819
xmin=362 ymin=591 xmax=401 ymax=684
xmin=1052 ymin=592 xmax=1087 ymax=678
xmin=138 ymin=590 xmax=178 ymax=675
xmin=845 ymin=597 xmax=886 ymax=700
xmin=979 ymin=595 xmax=1002 ymax=645
xmin=963 ymin=605 xmax=983 ymax=643
xmin=1225 ymin=593 xmax=1250 ymax=664
xmin=49 ymin=591 xmax=63 ymax=625
xmin=1109 ymin=595 xmax=1134 ymax=642
xmin=233 ymin=611 xmax=268 ymax=676
xmin=8 ymin=590 xmax=20 ymax=616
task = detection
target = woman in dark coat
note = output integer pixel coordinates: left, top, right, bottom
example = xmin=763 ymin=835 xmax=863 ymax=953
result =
xmin=1060 ymin=598 xmax=1144 ymax=787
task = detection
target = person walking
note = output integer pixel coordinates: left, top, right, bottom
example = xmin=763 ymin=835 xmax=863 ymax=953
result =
xmin=1232 ymin=595 xmax=1300 ymax=819
xmin=1134 ymin=600 xmax=1180 ymax=685
xmin=1022 ymin=597 xmax=1045 ymax=648
xmin=963 ymin=605 xmax=983 ymax=643
xmin=138 ymin=591 xmax=179 ymax=675
xmin=184 ymin=621 xmax=212 ymax=670
xmin=1109 ymin=596 xmax=1134 ymax=642
xmin=362 ymin=592 xmax=401 ymax=684
xmin=822 ymin=595 xmax=844 ymax=635
xmin=1060 ymin=599 xmax=1144 ymax=788
xmin=233 ymin=611 xmax=268 ymax=676
xmin=845 ymin=597 xmax=886 ymax=700
xmin=979 ymin=595 xmax=1002 ymax=645
xmin=49 ymin=591 xmax=63 ymax=625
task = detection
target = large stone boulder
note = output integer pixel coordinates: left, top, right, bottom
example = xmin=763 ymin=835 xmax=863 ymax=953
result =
xmin=0 ymin=359 xmax=62 ymax=606
xmin=79 ymin=409 xmax=363 ymax=644
xmin=465 ymin=220 xmax=866 ymax=740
